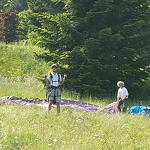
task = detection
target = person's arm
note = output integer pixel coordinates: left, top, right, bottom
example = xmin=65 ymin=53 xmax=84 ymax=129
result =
xmin=47 ymin=74 xmax=51 ymax=87
xmin=61 ymin=74 xmax=67 ymax=86
xmin=117 ymin=89 xmax=121 ymax=101
xmin=117 ymin=97 xmax=122 ymax=101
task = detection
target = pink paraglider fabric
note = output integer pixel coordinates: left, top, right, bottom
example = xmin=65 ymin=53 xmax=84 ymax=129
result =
xmin=102 ymin=101 xmax=120 ymax=113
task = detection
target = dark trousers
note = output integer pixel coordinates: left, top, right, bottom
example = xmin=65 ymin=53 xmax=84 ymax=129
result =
xmin=118 ymin=99 xmax=128 ymax=112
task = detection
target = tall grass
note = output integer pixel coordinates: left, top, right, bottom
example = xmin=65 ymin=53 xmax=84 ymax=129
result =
xmin=1 ymin=76 xmax=150 ymax=107
xmin=62 ymin=90 xmax=111 ymax=105
xmin=0 ymin=76 xmax=106 ymax=105
xmin=0 ymin=42 xmax=47 ymax=99
xmin=0 ymin=42 xmax=48 ymax=79
xmin=0 ymin=42 xmax=150 ymax=150
xmin=0 ymin=76 xmax=45 ymax=99
xmin=0 ymin=105 xmax=150 ymax=150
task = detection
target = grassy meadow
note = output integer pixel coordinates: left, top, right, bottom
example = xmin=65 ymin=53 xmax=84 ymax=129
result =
xmin=0 ymin=42 xmax=150 ymax=150
xmin=0 ymin=42 xmax=48 ymax=99
xmin=0 ymin=105 xmax=150 ymax=150
xmin=0 ymin=42 xmax=48 ymax=79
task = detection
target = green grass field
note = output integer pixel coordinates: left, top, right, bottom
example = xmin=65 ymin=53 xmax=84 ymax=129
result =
xmin=0 ymin=76 xmax=45 ymax=99
xmin=1 ymin=42 xmax=150 ymax=150
xmin=0 ymin=76 xmax=109 ymax=106
xmin=0 ymin=105 xmax=150 ymax=150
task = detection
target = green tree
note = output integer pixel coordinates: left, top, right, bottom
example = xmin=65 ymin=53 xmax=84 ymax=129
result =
xmin=0 ymin=12 xmax=18 ymax=42
xmin=27 ymin=0 xmax=65 ymax=13
xmin=65 ymin=0 xmax=150 ymax=97
xmin=16 ymin=0 xmax=150 ymax=97
xmin=0 ymin=0 xmax=28 ymax=12
xmin=17 ymin=10 xmax=79 ymax=50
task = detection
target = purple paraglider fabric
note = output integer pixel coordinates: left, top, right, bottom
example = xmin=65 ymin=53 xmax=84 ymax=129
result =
xmin=0 ymin=96 xmax=100 ymax=112
xmin=0 ymin=96 xmax=120 ymax=113
xmin=101 ymin=101 xmax=119 ymax=114
xmin=61 ymin=100 xmax=100 ymax=111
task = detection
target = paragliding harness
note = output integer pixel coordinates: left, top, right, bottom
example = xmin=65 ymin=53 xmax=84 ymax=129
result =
xmin=144 ymin=107 xmax=150 ymax=116
xmin=48 ymin=73 xmax=61 ymax=104
xmin=128 ymin=106 xmax=150 ymax=116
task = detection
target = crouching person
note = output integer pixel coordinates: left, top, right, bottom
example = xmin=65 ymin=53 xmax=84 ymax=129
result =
xmin=117 ymin=81 xmax=129 ymax=112
xmin=47 ymin=64 xmax=66 ymax=114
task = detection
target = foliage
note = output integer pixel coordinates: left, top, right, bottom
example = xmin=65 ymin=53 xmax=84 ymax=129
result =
xmin=137 ymin=78 xmax=150 ymax=99
xmin=7 ymin=0 xmax=150 ymax=97
xmin=0 ymin=76 xmax=45 ymax=99
xmin=17 ymin=9 xmax=80 ymax=51
xmin=64 ymin=0 xmax=150 ymax=97
xmin=0 ymin=0 xmax=28 ymax=12
xmin=27 ymin=0 xmax=65 ymax=13
xmin=0 ymin=12 xmax=17 ymax=42
xmin=0 ymin=42 xmax=48 ymax=79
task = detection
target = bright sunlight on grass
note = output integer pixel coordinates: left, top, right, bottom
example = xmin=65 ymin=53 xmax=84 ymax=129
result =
xmin=0 ymin=105 xmax=150 ymax=150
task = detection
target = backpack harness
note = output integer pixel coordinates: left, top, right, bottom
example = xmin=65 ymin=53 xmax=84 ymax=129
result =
xmin=49 ymin=73 xmax=61 ymax=89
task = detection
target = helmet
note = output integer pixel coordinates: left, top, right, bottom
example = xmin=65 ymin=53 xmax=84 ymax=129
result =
xmin=51 ymin=64 xmax=57 ymax=69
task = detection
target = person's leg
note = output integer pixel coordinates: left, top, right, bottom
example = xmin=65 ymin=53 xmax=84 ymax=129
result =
xmin=46 ymin=87 xmax=50 ymax=100
xmin=118 ymin=100 xmax=123 ymax=112
xmin=55 ymin=88 xmax=61 ymax=114
xmin=122 ymin=100 xmax=128 ymax=112
xmin=48 ymin=100 xmax=53 ymax=112
xmin=48 ymin=88 xmax=54 ymax=112
xmin=56 ymin=102 xmax=60 ymax=114
xmin=53 ymin=96 xmax=56 ymax=104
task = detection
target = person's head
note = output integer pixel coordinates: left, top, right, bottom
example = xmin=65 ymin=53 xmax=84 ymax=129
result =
xmin=51 ymin=64 xmax=58 ymax=72
xmin=117 ymin=81 xmax=125 ymax=88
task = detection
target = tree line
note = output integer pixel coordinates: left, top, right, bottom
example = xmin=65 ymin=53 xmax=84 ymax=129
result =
xmin=0 ymin=0 xmax=150 ymax=98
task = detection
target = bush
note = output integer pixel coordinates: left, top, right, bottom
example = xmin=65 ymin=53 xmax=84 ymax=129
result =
xmin=0 ymin=42 xmax=48 ymax=79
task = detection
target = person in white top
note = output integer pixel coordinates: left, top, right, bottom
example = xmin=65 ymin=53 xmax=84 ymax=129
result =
xmin=117 ymin=81 xmax=129 ymax=112
xmin=47 ymin=64 xmax=66 ymax=114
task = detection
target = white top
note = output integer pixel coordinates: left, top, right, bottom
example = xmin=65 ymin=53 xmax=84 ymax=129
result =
xmin=117 ymin=87 xmax=128 ymax=100
xmin=47 ymin=73 xmax=62 ymax=87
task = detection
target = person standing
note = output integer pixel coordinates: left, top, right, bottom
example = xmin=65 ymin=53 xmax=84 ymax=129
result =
xmin=117 ymin=81 xmax=129 ymax=112
xmin=47 ymin=64 xmax=66 ymax=114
